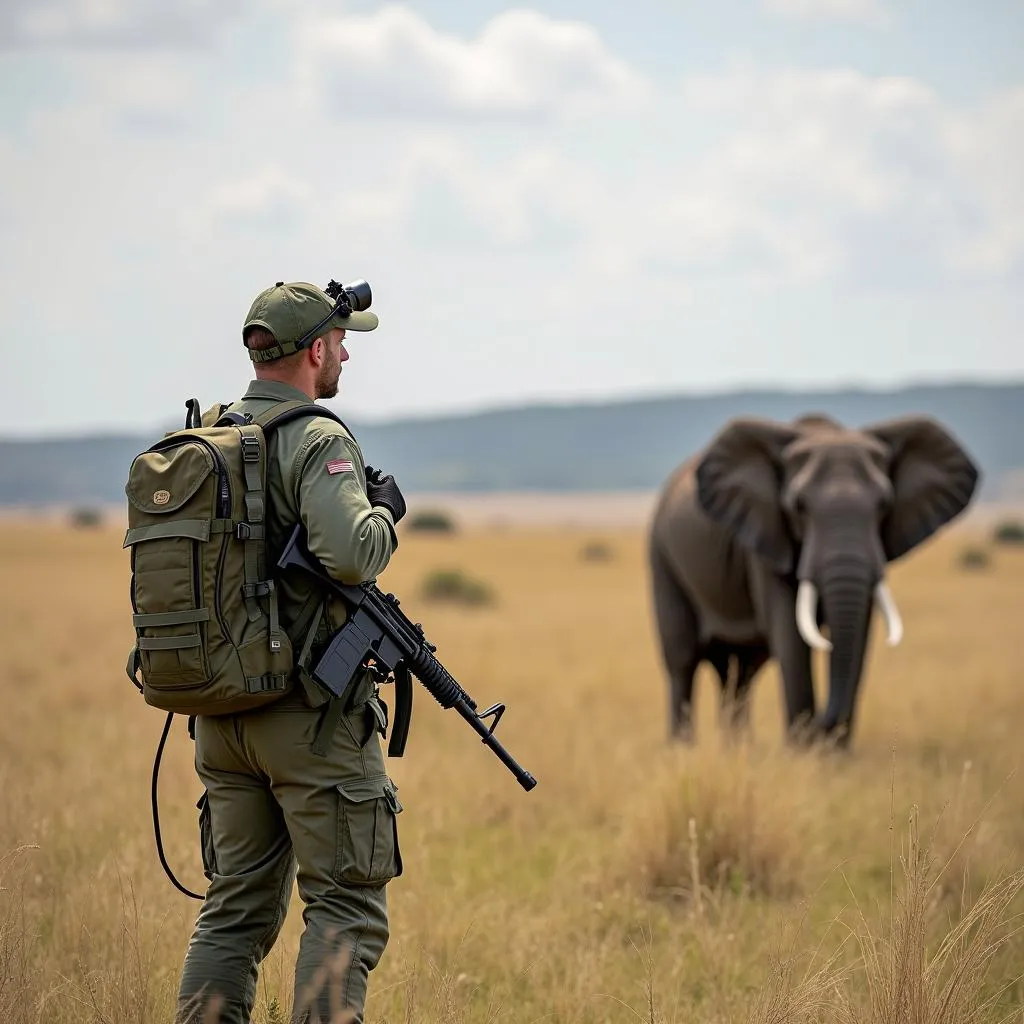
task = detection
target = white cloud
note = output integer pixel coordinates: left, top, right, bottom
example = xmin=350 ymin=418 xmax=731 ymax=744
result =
xmin=761 ymin=0 xmax=892 ymax=26
xmin=663 ymin=66 xmax=1017 ymax=287
xmin=201 ymin=134 xmax=606 ymax=263
xmin=295 ymin=5 xmax=652 ymax=119
xmin=205 ymin=166 xmax=315 ymax=226
xmin=194 ymin=60 xmax=1024 ymax=297
xmin=2 ymin=6 xmax=1023 ymax=434
xmin=942 ymin=87 xmax=1024 ymax=276
xmin=0 ymin=0 xmax=248 ymax=47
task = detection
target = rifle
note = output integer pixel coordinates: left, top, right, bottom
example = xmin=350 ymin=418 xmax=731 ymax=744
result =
xmin=277 ymin=525 xmax=538 ymax=792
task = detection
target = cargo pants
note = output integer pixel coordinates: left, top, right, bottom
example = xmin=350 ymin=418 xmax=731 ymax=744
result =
xmin=176 ymin=679 xmax=402 ymax=1024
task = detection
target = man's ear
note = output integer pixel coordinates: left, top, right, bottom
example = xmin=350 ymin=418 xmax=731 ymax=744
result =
xmin=308 ymin=336 xmax=326 ymax=365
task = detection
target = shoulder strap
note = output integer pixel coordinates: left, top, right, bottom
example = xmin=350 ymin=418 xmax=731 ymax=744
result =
xmin=235 ymin=421 xmax=272 ymax=628
xmin=252 ymin=400 xmax=352 ymax=438
xmin=249 ymin=401 xmax=355 ymax=659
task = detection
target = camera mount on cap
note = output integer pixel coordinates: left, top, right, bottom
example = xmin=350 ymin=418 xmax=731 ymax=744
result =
xmin=293 ymin=278 xmax=372 ymax=352
xmin=325 ymin=279 xmax=372 ymax=317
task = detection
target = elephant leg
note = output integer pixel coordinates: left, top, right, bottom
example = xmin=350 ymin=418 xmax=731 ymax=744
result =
xmin=649 ymin=543 xmax=701 ymax=743
xmin=752 ymin=568 xmax=816 ymax=745
xmin=777 ymin=636 xmax=816 ymax=746
xmin=720 ymin=642 xmax=769 ymax=737
xmin=706 ymin=642 xmax=743 ymax=740
xmin=705 ymin=640 xmax=732 ymax=693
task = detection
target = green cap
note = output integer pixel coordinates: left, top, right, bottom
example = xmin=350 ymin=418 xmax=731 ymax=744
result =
xmin=243 ymin=280 xmax=378 ymax=363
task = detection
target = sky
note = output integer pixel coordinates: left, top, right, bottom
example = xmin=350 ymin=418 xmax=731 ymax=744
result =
xmin=1 ymin=0 xmax=1022 ymax=437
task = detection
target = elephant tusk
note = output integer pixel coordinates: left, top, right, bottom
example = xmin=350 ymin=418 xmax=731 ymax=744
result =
xmin=796 ymin=580 xmax=832 ymax=651
xmin=874 ymin=580 xmax=904 ymax=647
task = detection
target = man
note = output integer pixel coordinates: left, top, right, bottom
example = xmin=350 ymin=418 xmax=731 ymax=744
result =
xmin=176 ymin=280 xmax=407 ymax=1024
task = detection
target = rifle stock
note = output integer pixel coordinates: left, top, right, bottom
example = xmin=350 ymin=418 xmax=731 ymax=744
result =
xmin=277 ymin=525 xmax=538 ymax=792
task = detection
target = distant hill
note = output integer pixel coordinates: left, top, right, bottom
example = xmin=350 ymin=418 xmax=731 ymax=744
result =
xmin=1 ymin=383 xmax=1022 ymax=507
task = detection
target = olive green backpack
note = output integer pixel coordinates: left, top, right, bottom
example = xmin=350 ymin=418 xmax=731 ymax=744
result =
xmin=124 ymin=398 xmax=343 ymax=716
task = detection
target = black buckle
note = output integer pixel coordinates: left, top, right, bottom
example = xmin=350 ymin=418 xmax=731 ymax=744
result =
xmin=241 ymin=580 xmax=274 ymax=599
xmin=241 ymin=436 xmax=260 ymax=462
xmin=236 ymin=523 xmax=251 ymax=540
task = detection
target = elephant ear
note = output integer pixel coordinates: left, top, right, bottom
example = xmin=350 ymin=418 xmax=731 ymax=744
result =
xmin=695 ymin=418 xmax=800 ymax=574
xmin=865 ymin=416 xmax=981 ymax=562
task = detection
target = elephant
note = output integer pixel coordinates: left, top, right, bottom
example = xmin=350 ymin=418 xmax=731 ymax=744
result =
xmin=647 ymin=412 xmax=980 ymax=748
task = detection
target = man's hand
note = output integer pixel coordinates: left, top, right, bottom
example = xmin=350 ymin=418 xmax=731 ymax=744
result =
xmin=365 ymin=465 xmax=407 ymax=524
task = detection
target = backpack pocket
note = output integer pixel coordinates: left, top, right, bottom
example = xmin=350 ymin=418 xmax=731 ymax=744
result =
xmin=125 ymin=442 xmax=221 ymax=689
xmin=131 ymin=536 xmax=211 ymax=686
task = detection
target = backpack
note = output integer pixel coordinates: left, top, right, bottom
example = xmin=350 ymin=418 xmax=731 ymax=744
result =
xmin=124 ymin=397 xmax=345 ymax=716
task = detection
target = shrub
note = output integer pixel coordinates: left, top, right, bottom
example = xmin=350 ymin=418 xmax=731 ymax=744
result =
xmin=991 ymin=518 xmax=1024 ymax=545
xmin=420 ymin=569 xmax=494 ymax=607
xmin=68 ymin=506 xmax=104 ymax=529
xmin=405 ymin=509 xmax=457 ymax=534
xmin=957 ymin=546 xmax=991 ymax=571
xmin=580 ymin=540 xmax=613 ymax=562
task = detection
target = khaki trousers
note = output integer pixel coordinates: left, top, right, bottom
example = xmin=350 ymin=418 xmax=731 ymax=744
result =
xmin=176 ymin=691 xmax=402 ymax=1024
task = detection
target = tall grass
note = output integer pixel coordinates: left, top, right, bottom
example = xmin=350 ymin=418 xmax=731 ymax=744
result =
xmin=0 ymin=520 xmax=1020 ymax=1021
xmin=0 ymin=845 xmax=39 ymax=1020
xmin=626 ymin=742 xmax=815 ymax=904
xmin=850 ymin=803 xmax=1024 ymax=1024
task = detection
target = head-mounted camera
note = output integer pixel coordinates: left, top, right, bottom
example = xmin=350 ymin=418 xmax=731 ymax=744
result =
xmin=293 ymin=278 xmax=373 ymax=351
xmin=325 ymin=278 xmax=372 ymax=315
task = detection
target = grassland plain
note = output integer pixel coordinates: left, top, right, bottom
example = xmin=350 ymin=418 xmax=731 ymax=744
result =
xmin=0 ymin=516 xmax=1022 ymax=1023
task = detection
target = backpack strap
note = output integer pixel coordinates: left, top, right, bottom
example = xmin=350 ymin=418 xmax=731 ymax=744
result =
xmin=234 ymin=422 xmax=273 ymax=631
xmin=216 ymin=411 xmax=252 ymax=427
xmin=245 ymin=401 xmax=355 ymax=680
xmin=250 ymin=399 xmax=352 ymax=437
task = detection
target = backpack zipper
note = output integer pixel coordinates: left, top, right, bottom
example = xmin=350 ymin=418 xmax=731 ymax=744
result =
xmin=151 ymin=435 xmax=232 ymax=516
xmin=192 ymin=437 xmax=235 ymax=643
xmin=192 ymin=438 xmax=232 ymax=517
xmin=186 ymin=437 xmax=232 ymax=645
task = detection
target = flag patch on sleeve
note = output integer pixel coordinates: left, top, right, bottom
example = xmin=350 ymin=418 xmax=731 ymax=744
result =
xmin=326 ymin=458 xmax=354 ymax=475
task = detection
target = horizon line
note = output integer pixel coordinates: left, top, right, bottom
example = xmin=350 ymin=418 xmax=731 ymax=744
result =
xmin=7 ymin=375 xmax=1023 ymax=443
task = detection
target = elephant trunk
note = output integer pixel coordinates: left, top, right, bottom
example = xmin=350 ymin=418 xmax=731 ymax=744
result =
xmin=816 ymin=561 xmax=874 ymax=737
xmin=794 ymin=495 xmax=907 ymax=739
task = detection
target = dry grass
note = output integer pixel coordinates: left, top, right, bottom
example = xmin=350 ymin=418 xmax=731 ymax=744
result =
xmin=0 ymin=517 xmax=1022 ymax=1022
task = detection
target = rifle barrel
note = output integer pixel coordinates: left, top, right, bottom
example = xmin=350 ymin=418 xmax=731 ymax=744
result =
xmin=452 ymin=697 xmax=537 ymax=790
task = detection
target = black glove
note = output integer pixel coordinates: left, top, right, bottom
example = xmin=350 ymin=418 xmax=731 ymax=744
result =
xmin=365 ymin=465 xmax=407 ymax=524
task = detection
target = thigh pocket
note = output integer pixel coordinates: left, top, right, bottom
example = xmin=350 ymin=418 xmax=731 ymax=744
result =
xmin=197 ymin=791 xmax=218 ymax=880
xmin=334 ymin=775 xmax=403 ymax=885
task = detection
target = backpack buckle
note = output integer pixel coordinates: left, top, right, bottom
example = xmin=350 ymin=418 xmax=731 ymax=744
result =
xmin=241 ymin=436 xmax=261 ymax=462
xmin=242 ymin=580 xmax=274 ymax=599
xmin=236 ymin=522 xmax=265 ymax=541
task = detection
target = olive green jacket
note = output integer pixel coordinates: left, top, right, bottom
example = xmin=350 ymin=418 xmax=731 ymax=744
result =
xmin=219 ymin=379 xmax=397 ymax=650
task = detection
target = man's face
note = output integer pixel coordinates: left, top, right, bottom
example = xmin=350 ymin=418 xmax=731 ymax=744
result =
xmin=315 ymin=328 xmax=349 ymax=399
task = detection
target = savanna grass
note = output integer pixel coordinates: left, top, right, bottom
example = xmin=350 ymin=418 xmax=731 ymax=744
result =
xmin=0 ymin=516 xmax=1020 ymax=1022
